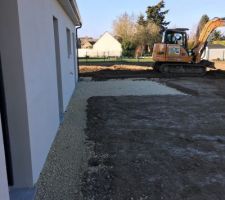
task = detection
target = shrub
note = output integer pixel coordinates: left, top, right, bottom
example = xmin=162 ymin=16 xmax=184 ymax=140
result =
xmin=122 ymin=40 xmax=136 ymax=57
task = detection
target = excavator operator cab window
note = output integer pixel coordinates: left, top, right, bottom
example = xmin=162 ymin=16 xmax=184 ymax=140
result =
xmin=163 ymin=30 xmax=188 ymax=49
xmin=174 ymin=34 xmax=182 ymax=44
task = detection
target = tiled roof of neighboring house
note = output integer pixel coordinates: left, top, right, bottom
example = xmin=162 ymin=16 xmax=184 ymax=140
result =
xmin=79 ymin=37 xmax=97 ymax=49
xmin=208 ymin=44 xmax=225 ymax=49
xmin=81 ymin=41 xmax=92 ymax=49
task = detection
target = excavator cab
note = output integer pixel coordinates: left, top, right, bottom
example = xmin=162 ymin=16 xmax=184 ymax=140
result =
xmin=153 ymin=28 xmax=192 ymax=65
xmin=162 ymin=28 xmax=189 ymax=50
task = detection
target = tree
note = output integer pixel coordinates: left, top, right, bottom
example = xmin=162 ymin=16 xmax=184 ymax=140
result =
xmin=188 ymin=25 xmax=197 ymax=49
xmin=135 ymin=0 xmax=169 ymax=55
xmin=112 ymin=1 xmax=169 ymax=57
xmin=122 ymin=40 xmax=136 ymax=57
xmin=113 ymin=13 xmax=137 ymax=56
xmin=145 ymin=0 xmax=170 ymax=32
xmin=112 ymin=12 xmax=136 ymax=43
xmin=137 ymin=14 xmax=147 ymax=26
xmin=135 ymin=22 xmax=160 ymax=55
xmin=212 ymin=30 xmax=224 ymax=41
xmin=195 ymin=14 xmax=209 ymax=41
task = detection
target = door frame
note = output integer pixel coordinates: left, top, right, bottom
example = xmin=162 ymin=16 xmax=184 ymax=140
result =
xmin=53 ymin=16 xmax=64 ymax=122
xmin=0 ymin=53 xmax=14 ymax=186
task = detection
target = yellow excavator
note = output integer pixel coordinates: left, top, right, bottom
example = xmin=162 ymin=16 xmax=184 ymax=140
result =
xmin=152 ymin=17 xmax=225 ymax=75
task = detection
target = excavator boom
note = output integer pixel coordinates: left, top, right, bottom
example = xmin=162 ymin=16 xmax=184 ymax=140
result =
xmin=192 ymin=18 xmax=225 ymax=62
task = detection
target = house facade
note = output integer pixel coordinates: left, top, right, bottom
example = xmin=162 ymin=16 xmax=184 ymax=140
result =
xmin=203 ymin=44 xmax=225 ymax=61
xmin=0 ymin=118 xmax=9 ymax=199
xmin=78 ymin=32 xmax=122 ymax=57
xmin=93 ymin=32 xmax=122 ymax=57
xmin=0 ymin=0 xmax=81 ymax=199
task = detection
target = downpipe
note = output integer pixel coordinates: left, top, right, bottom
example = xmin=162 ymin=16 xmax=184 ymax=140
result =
xmin=75 ymin=24 xmax=82 ymax=80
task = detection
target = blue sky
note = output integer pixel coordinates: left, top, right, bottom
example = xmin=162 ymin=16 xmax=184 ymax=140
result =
xmin=76 ymin=0 xmax=225 ymax=38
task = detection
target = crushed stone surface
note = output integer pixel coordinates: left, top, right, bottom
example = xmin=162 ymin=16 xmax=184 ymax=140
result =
xmin=35 ymin=79 xmax=181 ymax=200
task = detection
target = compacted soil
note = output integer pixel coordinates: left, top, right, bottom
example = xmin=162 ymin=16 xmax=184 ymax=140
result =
xmin=81 ymin=77 xmax=225 ymax=200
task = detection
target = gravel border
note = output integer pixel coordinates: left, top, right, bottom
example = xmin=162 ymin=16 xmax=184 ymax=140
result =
xmin=34 ymin=78 xmax=183 ymax=200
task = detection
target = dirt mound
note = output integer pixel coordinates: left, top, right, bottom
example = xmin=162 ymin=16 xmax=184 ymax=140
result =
xmin=79 ymin=62 xmax=225 ymax=80
xmin=80 ymin=65 xmax=152 ymax=73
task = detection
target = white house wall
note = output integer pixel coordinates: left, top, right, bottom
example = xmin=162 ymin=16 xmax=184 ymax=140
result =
xmin=203 ymin=48 xmax=225 ymax=61
xmin=17 ymin=0 xmax=78 ymax=183
xmin=0 ymin=116 xmax=9 ymax=200
xmin=0 ymin=0 xmax=33 ymax=187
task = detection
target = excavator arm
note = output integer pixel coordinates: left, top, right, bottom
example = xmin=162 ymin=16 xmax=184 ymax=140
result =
xmin=192 ymin=17 xmax=225 ymax=63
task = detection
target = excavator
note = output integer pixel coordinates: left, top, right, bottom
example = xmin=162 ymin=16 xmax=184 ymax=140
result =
xmin=152 ymin=17 xmax=225 ymax=75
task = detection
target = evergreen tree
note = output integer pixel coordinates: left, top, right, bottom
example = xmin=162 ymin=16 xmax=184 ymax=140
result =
xmin=137 ymin=14 xmax=147 ymax=26
xmin=145 ymin=0 xmax=169 ymax=31
xmin=122 ymin=40 xmax=136 ymax=57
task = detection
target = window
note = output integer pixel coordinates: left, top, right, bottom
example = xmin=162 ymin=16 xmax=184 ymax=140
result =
xmin=66 ymin=28 xmax=72 ymax=57
xmin=165 ymin=32 xmax=186 ymax=47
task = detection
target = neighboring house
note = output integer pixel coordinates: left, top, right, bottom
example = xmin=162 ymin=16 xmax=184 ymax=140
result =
xmin=79 ymin=37 xmax=96 ymax=49
xmin=0 ymin=0 xmax=81 ymax=199
xmin=203 ymin=44 xmax=225 ymax=61
xmin=81 ymin=40 xmax=93 ymax=49
xmin=78 ymin=32 xmax=122 ymax=58
xmin=93 ymin=32 xmax=122 ymax=57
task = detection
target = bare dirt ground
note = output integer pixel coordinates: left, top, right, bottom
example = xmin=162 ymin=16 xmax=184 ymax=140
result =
xmin=79 ymin=64 xmax=155 ymax=80
xmin=79 ymin=61 xmax=225 ymax=80
xmin=80 ymin=63 xmax=225 ymax=199
xmin=215 ymin=61 xmax=225 ymax=70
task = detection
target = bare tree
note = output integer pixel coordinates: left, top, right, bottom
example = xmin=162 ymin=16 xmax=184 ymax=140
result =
xmin=112 ymin=12 xmax=137 ymax=42
xmin=135 ymin=22 xmax=160 ymax=56
xmin=113 ymin=12 xmax=160 ymax=57
xmin=188 ymin=24 xmax=197 ymax=49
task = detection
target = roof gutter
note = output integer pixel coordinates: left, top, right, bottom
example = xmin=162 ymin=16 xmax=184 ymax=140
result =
xmin=57 ymin=0 xmax=82 ymax=26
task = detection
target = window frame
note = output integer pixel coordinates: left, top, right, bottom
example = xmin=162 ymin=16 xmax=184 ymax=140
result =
xmin=66 ymin=28 xmax=72 ymax=58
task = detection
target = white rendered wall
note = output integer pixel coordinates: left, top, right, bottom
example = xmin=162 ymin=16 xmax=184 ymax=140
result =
xmin=0 ymin=0 xmax=33 ymax=187
xmin=208 ymin=49 xmax=225 ymax=61
xmin=17 ymin=0 xmax=78 ymax=183
xmin=203 ymin=48 xmax=225 ymax=61
xmin=0 ymin=117 xmax=9 ymax=200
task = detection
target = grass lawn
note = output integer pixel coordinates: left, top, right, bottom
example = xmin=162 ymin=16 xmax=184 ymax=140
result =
xmin=213 ymin=40 xmax=225 ymax=46
xmin=79 ymin=57 xmax=153 ymax=64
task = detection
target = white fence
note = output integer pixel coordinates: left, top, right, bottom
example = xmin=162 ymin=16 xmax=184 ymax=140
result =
xmin=78 ymin=49 xmax=122 ymax=58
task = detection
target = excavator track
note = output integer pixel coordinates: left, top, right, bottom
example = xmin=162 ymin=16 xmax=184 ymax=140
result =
xmin=158 ymin=63 xmax=207 ymax=77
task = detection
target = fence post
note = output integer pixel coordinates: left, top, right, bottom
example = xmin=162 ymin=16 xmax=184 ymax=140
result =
xmin=86 ymin=51 xmax=87 ymax=64
xmin=207 ymin=49 xmax=210 ymax=60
